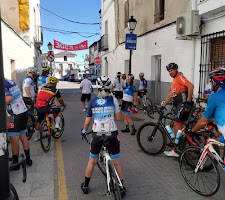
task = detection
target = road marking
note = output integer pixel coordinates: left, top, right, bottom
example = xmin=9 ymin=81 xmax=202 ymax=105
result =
xmin=131 ymin=113 xmax=150 ymax=122
xmin=56 ymin=139 xmax=68 ymax=200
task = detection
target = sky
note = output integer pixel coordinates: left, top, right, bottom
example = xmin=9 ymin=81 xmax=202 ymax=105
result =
xmin=40 ymin=0 xmax=101 ymax=69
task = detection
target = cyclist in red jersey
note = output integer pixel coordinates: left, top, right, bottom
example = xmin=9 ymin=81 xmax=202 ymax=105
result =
xmin=34 ymin=77 xmax=66 ymax=141
xmin=162 ymin=63 xmax=194 ymax=157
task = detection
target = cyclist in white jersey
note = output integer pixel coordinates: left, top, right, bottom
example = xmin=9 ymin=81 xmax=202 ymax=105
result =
xmin=37 ymin=66 xmax=50 ymax=91
xmin=111 ymin=72 xmax=124 ymax=106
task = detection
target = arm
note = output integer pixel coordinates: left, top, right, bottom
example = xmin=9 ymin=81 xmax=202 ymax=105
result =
xmin=113 ymin=96 xmax=121 ymax=120
xmin=58 ymin=98 xmax=66 ymax=107
xmin=5 ymin=96 xmax=13 ymax=104
xmin=192 ymin=116 xmax=209 ymax=132
xmin=24 ymin=87 xmax=32 ymax=98
xmin=187 ymin=83 xmax=194 ymax=102
xmin=84 ymin=117 xmax=92 ymax=131
xmin=162 ymin=93 xmax=173 ymax=107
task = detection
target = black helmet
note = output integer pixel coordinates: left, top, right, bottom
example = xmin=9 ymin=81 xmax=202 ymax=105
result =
xmin=166 ymin=63 xmax=178 ymax=71
xmin=127 ymin=73 xmax=134 ymax=80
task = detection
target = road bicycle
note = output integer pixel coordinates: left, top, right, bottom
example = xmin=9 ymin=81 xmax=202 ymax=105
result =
xmin=136 ymin=105 xmax=217 ymax=156
xmin=82 ymin=131 xmax=123 ymax=200
xmin=26 ymin=108 xmax=38 ymax=140
xmin=180 ymin=138 xmax=225 ymax=196
xmin=137 ymin=92 xmax=154 ymax=117
xmin=40 ymin=106 xmax=65 ymax=153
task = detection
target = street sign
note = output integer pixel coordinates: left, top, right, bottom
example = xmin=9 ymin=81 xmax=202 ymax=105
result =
xmin=94 ymin=57 xmax=101 ymax=64
xmin=125 ymin=34 xmax=137 ymax=50
xmin=47 ymin=54 xmax=54 ymax=62
xmin=95 ymin=64 xmax=101 ymax=69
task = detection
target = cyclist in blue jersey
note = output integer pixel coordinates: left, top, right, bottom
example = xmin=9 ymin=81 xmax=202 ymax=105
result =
xmin=37 ymin=66 xmax=50 ymax=91
xmin=132 ymin=72 xmax=147 ymax=113
xmin=121 ymin=74 xmax=137 ymax=135
xmin=190 ymin=68 xmax=225 ymax=141
xmin=5 ymin=78 xmax=32 ymax=169
xmin=80 ymin=76 xmax=126 ymax=197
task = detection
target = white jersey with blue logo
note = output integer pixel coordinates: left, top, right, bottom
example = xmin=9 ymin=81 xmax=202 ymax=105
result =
xmin=123 ymin=84 xmax=137 ymax=102
xmin=5 ymin=79 xmax=27 ymax=115
xmin=37 ymin=75 xmax=49 ymax=90
xmin=139 ymin=78 xmax=147 ymax=90
xmin=87 ymin=96 xmax=120 ymax=132
xmin=22 ymin=76 xmax=35 ymax=98
xmin=203 ymin=89 xmax=225 ymax=138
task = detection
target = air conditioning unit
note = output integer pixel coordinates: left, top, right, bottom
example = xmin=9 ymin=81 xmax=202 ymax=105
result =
xmin=176 ymin=10 xmax=200 ymax=37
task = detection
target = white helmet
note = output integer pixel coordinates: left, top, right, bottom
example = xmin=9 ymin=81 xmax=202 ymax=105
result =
xmin=96 ymin=76 xmax=111 ymax=90
xmin=139 ymin=72 xmax=144 ymax=77
xmin=27 ymin=67 xmax=37 ymax=74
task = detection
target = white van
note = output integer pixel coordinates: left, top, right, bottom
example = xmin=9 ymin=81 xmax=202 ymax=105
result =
xmin=76 ymin=72 xmax=85 ymax=82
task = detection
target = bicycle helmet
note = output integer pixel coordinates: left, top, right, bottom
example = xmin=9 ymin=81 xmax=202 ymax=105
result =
xmin=48 ymin=76 xmax=59 ymax=84
xmin=209 ymin=68 xmax=225 ymax=91
xmin=96 ymin=76 xmax=111 ymax=90
xmin=127 ymin=73 xmax=134 ymax=80
xmin=166 ymin=63 xmax=178 ymax=71
xmin=42 ymin=66 xmax=50 ymax=72
xmin=117 ymin=72 xmax=122 ymax=77
xmin=139 ymin=72 xmax=144 ymax=77
xmin=27 ymin=67 xmax=37 ymax=74
xmin=121 ymin=73 xmax=126 ymax=78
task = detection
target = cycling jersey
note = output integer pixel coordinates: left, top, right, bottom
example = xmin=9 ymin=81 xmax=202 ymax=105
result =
xmin=123 ymin=84 xmax=137 ymax=102
xmin=139 ymin=78 xmax=147 ymax=90
xmin=37 ymin=75 xmax=49 ymax=90
xmin=169 ymin=73 xmax=190 ymax=103
xmin=87 ymin=96 xmax=120 ymax=132
xmin=5 ymin=79 xmax=27 ymax=115
xmin=36 ymin=85 xmax=62 ymax=108
xmin=113 ymin=78 xmax=124 ymax=91
xmin=203 ymin=89 xmax=225 ymax=137
xmin=23 ymin=76 xmax=35 ymax=98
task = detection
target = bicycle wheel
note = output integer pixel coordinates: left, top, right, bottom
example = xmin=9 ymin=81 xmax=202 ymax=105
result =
xmin=138 ymin=99 xmax=144 ymax=110
xmin=97 ymin=151 xmax=106 ymax=176
xmin=163 ymin=112 xmax=174 ymax=128
xmin=26 ymin=114 xmax=35 ymax=140
xmin=136 ymin=122 xmax=167 ymax=156
xmin=180 ymin=146 xmax=220 ymax=196
xmin=52 ymin=115 xmax=65 ymax=139
xmin=146 ymin=98 xmax=153 ymax=114
xmin=40 ymin=120 xmax=51 ymax=153
xmin=10 ymin=184 xmax=19 ymax=200
xmin=108 ymin=160 xmax=122 ymax=200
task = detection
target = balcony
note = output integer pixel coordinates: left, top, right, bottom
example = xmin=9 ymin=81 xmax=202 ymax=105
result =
xmin=101 ymin=34 xmax=109 ymax=51
xmin=34 ymin=26 xmax=43 ymax=45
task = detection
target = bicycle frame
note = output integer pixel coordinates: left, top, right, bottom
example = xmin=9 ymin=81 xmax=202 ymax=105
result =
xmin=195 ymin=139 xmax=225 ymax=173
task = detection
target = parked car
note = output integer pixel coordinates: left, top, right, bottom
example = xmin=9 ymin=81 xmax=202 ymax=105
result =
xmin=63 ymin=74 xmax=70 ymax=81
xmin=81 ymin=73 xmax=99 ymax=82
xmin=77 ymin=72 xmax=85 ymax=82
xmin=69 ymin=74 xmax=75 ymax=82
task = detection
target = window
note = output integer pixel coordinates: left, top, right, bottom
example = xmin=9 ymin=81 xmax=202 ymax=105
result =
xmin=64 ymin=56 xmax=67 ymax=61
xmin=124 ymin=0 xmax=129 ymax=28
xmin=154 ymin=0 xmax=165 ymax=23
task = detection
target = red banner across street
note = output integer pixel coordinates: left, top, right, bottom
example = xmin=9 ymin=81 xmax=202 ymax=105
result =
xmin=53 ymin=40 xmax=88 ymax=51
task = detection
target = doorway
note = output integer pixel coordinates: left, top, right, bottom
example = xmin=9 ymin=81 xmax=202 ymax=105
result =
xmin=11 ymin=59 xmax=16 ymax=82
xmin=124 ymin=60 xmax=129 ymax=74
xmin=105 ymin=58 xmax=108 ymax=76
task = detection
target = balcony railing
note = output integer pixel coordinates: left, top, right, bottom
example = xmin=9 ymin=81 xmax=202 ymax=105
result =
xmin=101 ymin=34 xmax=108 ymax=51
xmin=34 ymin=26 xmax=43 ymax=45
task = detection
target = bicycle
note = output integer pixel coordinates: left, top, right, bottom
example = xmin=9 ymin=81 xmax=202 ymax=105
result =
xmin=40 ymin=106 xmax=65 ymax=153
xmin=26 ymin=108 xmax=38 ymax=140
xmin=180 ymin=138 xmax=225 ymax=196
xmin=82 ymin=131 xmax=123 ymax=200
xmin=137 ymin=92 xmax=154 ymax=117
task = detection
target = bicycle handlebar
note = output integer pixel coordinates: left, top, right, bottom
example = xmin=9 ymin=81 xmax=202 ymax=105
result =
xmin=82 ymin=130 xmax=93 ymax=144
xmin=10 ymin=154 xmax=27 ymax=183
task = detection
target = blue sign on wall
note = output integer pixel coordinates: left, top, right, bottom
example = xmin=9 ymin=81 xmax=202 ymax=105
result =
xmin=125 ymin=34 xmax=137 ymax=50
xmin=95 ymin=64 xmax=101 ymax=69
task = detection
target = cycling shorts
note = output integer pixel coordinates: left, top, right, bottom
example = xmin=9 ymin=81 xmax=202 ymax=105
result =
xmin=90 ymin=131 xmax=120 ymax=159
xmin=23 ymin=97 xmax=34 ymax=114
xmin=174 ymin=102 xmax=190 ymax=126
xmin=36 ymin=105 xmax=60 ymax=123
xmin=138 ymin=90 xmax=147 ymax=99
xmin=114 ymin=91 xmax=123 ymax=100
xmin=121 ymin=101 xmax=132 ymax=114
xmin=8 ymin=111 xmax=28 ymax=136
xmin=81 ymin=93 xmax=91 ymax=102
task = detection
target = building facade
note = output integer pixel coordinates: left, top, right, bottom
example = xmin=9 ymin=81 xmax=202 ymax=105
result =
xmin=2 ymin=0 xmax=43 ymax=89
xmin=89 ymin=39 xmax=101 ymax=75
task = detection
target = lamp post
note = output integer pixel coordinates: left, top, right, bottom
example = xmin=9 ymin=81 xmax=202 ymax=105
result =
xmin=127 ymin=16 xmax=137 ymax=74
xmin=47 ymin=42 xmax=53 ymax=75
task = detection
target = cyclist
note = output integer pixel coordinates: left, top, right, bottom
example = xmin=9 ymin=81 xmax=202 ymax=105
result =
xmin=37 ymin=65 xmax=50 ymax=91
xmin=111 ymin=72 xmax=124 ymax=106
xmin=5 ymin=78 xmax=32 ymax=169
xmin=34 ymin=77 xmax=67 ymax=141
xmin=203 ymin=81 xmax=214 ymax=99
xmin=190 ymin=68 xmax=225 ymax=141
xmin=80 ymin=76 xmax=126 ymax=197
xmin=131 ymin=72 xmax=147 ymax=113
xmin=22 ymin=67 xmax=37 ymax=113
xmin=121 ymin=74 xmax=137 ymax=135
xmin=80 ymin=74 xmax=93 ymax=112
xmin=121 ymin=73 xmax=126 ymax=81
xmin=161 ymin=63 xmax=194 ymax=157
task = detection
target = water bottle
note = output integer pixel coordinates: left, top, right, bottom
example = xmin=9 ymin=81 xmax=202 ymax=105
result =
xmin=175 ymin=130 xmax=182 ymax=144
xmin=165 ymin=125 xmax=175 ymax=139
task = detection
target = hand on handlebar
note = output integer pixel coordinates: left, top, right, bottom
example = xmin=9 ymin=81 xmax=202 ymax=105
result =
xmin=160 ymin=106 xmax=166 ymax=111
xmin=81 ymin=129 xmax=86 ymax=137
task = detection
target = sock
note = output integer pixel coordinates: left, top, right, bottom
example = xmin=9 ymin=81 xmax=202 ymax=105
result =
xmin=131 ymin=125 xmax=135 ymax=130
xmin=55 ymin=117 xmax=61 ymax=127
xmin=12 ymin=155 xmax=19 ymax=164
xmin=84 ymin=177 xmax=91 ymax=187
xmin=126 ymin=125 xmax=129 ymax=129
xmin=24 ymin=149 xmax=31 ymax=161
xmin=35 ymin=130 xmax=39 ymax=138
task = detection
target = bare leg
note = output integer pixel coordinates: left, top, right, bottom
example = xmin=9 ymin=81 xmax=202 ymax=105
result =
xmin=19 ymin=134 xmax=29 ymax=150
xmin=10 ymin=136 xmax=20 ymax=155
xmin=85 ymin=157 xmax=98 ymax=178
xmin=112 ymin=158 xmax=123 ymax=180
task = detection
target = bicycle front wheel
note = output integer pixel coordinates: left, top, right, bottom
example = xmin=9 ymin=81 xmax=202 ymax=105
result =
xmin=136 ymin=122 xmax=167 ymax=156
xmin=180 ymin=146 xmax=220 ymax=196
xmin=108 ymin=160 xmax=122 ymax=200
xmin=52 ymin=115 xmax=65 ymax=139
xmin=40 ymin=120 xmax=51 ymax=153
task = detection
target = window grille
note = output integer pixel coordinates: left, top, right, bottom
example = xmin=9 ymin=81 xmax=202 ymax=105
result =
xmin=154 ymin=0 xmax=165 ymax=23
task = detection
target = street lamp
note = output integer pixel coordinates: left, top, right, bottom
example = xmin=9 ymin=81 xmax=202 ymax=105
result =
xmin=127 ymin=16 xmax=137 ymax=74
xmin=47 ymin=42 xmax=53 ymax=75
